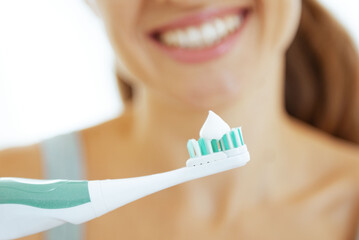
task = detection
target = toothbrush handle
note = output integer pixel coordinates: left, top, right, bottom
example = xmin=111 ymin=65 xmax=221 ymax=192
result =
xmin=0 ymin=178 xmax=95 ymax=240
xmin=89 ymin=153 xmax=249 ymax=217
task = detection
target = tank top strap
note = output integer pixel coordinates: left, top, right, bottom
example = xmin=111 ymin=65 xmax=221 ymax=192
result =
xmin=40 ymin=131 xmax=86 ymax=240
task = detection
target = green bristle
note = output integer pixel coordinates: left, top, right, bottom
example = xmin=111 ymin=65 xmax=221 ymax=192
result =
xmin=230 ymin=131 xmax=238 ymax=148
xmin=187 ymin=140 xmax=195 ymax=158
xmin=211 ymin=139 xmax=219 ymax=152
xmin=237 ymin=128 xmax=244 ymax=145
xmin=198 ymin=138 xmax=208 ymax=155
xmin=221 ymin=135 xmax=230 ymax=150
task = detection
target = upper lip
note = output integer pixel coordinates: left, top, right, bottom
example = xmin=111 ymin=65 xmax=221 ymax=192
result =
xmin=148 ymin=6 xmax=249 ymax=37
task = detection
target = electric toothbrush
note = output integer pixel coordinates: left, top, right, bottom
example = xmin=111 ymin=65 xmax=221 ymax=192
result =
xmin=0 ymin=111 xmax=250 ymax=240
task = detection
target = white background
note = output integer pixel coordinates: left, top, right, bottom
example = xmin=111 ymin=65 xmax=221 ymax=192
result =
xmin=0 ymin=0 xmax=358 ymax=150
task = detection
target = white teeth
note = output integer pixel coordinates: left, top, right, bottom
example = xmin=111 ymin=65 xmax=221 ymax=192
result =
xmin=161 ymin=31 xmax=176 ymax=46
xmin=186 ymin=27 xmax=202 ymax=47
xmin=201 ymin=23 xmax=217 ymax=46
xmin=223 ymin=15 xmax=241 ymax=33
xmin=159 ymin=14 xmax=243 ymax=49
xmin=213 ymin=18 xmax=228 ymax=40
xmin=176 ymin=30 xmax=189 ymax=48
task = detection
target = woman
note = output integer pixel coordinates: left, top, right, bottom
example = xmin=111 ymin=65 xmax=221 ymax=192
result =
xmin=1 ymin=0 xmax=358 ymax=239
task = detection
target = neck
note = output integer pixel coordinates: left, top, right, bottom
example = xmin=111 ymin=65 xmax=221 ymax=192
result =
xmin=127 ymin=57 xmax=289 ymax=169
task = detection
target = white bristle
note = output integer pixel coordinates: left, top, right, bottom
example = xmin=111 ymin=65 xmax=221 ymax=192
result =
xmin=219 ymin=139 xmax=225 ymax=150
xmin=238 ymin=127 xmax=244 ymax=144
xmin=226 ymin=133 xmax=234 ymax=149
xmin=191 ymin=140 xmax=202 ymax=157
xmin=205 ymin=139 xmax=213 ymax=154
xmin=233 ymin=128 xmax=241 ymax=147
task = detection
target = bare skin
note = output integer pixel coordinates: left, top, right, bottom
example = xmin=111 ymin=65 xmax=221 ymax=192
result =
xmin=1 ymin=0 xmax=359 ymax=239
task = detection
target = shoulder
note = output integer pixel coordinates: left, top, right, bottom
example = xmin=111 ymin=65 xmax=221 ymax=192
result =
xmin=0 ymin=143 xmax=43 ymax=178
xmin=306 ymin=136 xmax=359 ymax=232
xmin=284 ymin=117 xmax=359 ymax=196
xmin=80 ymin=112 xmax=133 ymax=149
xmin=305 ymin=125 xmax=359 ymax=181
xmin=80 ymin=112 xmax=136 ymax=179
xmin=286 ymin=117 xmax=359 ymax=171
xmin=276 ymin=118 xmax=359 ymax=230
xmin=0 ymin=112 xmax=133 ymax=179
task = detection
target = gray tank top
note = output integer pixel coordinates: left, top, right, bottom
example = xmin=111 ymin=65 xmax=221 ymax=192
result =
xmin=40 ymin=132 xmax=85 ymax=240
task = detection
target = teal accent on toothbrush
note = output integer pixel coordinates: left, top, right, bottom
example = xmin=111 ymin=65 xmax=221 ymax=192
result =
xmin=211 ymin=139 xmax=219 ymax=152
xmin=0 ymin=180 xmax=90 ymax=209
xmin=221 ymin=135 xmax=230 ymax=150
xmin=198 ymin=138 xmax=208 ymax=156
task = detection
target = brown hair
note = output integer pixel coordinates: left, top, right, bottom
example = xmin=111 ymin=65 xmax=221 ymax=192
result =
xmin=285 ymin=0 xmax=359 ymax=144
xmin=117 ymin=0 xmax=359 ymax=144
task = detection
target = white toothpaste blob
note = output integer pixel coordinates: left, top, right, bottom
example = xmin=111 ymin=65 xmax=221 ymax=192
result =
xmin=199 ymin=111 xmax=230 ymax=139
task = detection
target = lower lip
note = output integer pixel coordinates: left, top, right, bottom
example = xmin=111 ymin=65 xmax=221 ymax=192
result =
xmin=149 ymin=11 xmax=250 ymax=64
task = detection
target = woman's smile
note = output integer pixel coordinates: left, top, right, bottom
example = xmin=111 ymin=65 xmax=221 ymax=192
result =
xmin=148 ymin=7 xmax=252 ymax=63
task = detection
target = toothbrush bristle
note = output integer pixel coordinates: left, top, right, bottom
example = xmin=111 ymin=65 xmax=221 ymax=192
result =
xmin=233 ymin=129 xmax=241 ymax=147
xmin=230 ymin=131 xmax=238 ymax=148
xmin=187 ymin=127 xmax=245 ymax=158
xmin=226 ymin=133 xmax=234 ymax=149
xmin=211 ymin=139 xmax=219 ymax=153
xmin=221 ymin=134 xmax=230 ymax=150
xmin=198 ymin=138 xmax=208 ymax=156
xmin=205 ymin=139 xmax=213 ymax=154
xmin=187 ymin=140 xmax=196 ymax=158
xmin=237 ymin=127 xmax=244 ymax=145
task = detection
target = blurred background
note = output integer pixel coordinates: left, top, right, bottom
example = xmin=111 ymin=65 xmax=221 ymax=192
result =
xmin=0 ymin=0 xmax=358 ymax=150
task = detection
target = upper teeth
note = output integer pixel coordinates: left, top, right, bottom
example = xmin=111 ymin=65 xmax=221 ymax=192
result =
xmin=159 ymin=14 xmax=242 ymax=49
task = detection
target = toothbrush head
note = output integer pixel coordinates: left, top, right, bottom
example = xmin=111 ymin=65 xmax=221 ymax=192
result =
xmin=186 ymin=127 xmax=249 ymax=167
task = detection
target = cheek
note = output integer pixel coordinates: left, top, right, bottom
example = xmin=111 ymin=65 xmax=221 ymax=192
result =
xmin=99 ymin=1 xmax=160 ymax=83
xmin=259 ymin=0 xmax=301 ymax=53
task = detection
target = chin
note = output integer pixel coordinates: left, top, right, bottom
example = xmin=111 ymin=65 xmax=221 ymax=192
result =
xmin=176 ymin=83 xmax=241 ymax=109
